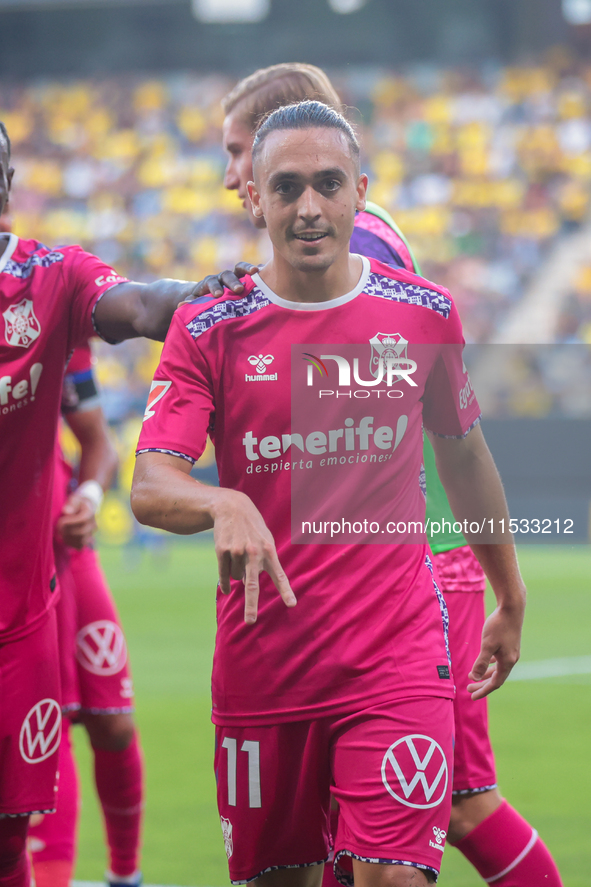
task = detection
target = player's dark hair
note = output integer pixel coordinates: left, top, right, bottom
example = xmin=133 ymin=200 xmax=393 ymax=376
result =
xmin=0 ymin=122 xmax=11 ymax=161
xmin=222 ymin=63 xmax=344 ymax=132
xmin=252 ymin=101 xmax=360 ymax=169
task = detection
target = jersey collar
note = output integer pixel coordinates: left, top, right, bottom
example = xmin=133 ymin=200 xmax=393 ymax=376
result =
xmin=252 ymin=255 xmax=370 ymax=312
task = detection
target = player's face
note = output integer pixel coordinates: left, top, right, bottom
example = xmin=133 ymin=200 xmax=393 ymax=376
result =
xmin=0 ymin=137 xmax=14 ymax=221
xmin=248 ymin=127 xmax=367 ymax=274
xmin=222 ymin=111 xmax=265 ymax=230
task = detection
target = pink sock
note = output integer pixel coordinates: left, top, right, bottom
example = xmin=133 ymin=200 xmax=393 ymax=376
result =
xmin=0 ymin=816 xmax=30 ymax=887
xmin=93 ymin=732 xmax=144 ymax=878
xmin=455 ymin=800 xmax=563 ymax=886
xmin=322 ymin=807 xmax=340 ymax=887
xmin=29 ymin=718 xmax=79 ymax=868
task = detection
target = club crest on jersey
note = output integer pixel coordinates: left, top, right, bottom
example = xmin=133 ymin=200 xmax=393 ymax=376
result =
xmin=381 ymin=734 xmax=448 ymax=809
xmin=369 ymin=333 xmax=409 ymax=380
xmin=220 ymin=817 xmax=233 ymax=859
xmin=19 ymin=699 xmax=61 ymax=764
xmin=76 ymin=620 xmax=127 ymax=675
xmin=245 ymin=353 xmax=277 ymax=382
xmin=3 ymin=298 xmax=41 ymax=348
xmin=143 ymin=380 xmax=172 ymax=421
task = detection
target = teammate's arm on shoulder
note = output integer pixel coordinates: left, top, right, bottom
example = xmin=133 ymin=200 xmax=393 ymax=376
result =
xmin=94 ymin=263 xmax=260 ymax=342
xmin=132 ymin=452 xmax=296 ymax=623
xmin=426 ymin=424 xmax=526 ymax=699
xmin=179 ymin=262 xmax=260 ymax=301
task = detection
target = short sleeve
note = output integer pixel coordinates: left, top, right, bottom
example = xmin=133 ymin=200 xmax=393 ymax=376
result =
xmin=422 ymin=305 xmax=481 ymax=439
xmin=136 ymin=311 xmax=214 ymax=465
xmin=64 ymin=247 xmax=129 ymax=351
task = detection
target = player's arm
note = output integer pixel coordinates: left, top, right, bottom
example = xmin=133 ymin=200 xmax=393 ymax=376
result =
xmin=427 ymin=424 xmax=527 ymax=700
xmin=56 ymin=406 xmax=118 ymax=550
xmin=131 ymin=452 xmax=296 ymax=624
xmin=93 ymin=266 xmax=258 ymax=342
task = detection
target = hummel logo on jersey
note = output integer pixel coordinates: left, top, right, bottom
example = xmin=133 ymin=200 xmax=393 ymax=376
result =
xmin=143 ymin=380 xmax=172 ymax=421
xmin=381 ymin=734 xmax=448 ymax=809
xmin=220 ymin=817 xmax=233 ymax=859
xmin=430 ymin=826 xmax=447 ymax=851
xmin=3 ymin=298 xmax=41 ymax=347
xmin=19 ymin=699 xmax=61 ymax=764
xmin=76 ymin=620 xmax=127 ymax=675
xmin=246 ymin=354 xmax=277 ymax=382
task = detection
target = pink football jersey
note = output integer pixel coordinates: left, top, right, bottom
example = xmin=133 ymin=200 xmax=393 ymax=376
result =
xmin=0 ymin=234 xmax=127 ymax=642
xmin=138 ymin=257 xmax=481 ymax=725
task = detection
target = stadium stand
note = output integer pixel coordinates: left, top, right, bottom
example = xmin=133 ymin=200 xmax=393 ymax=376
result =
xmin=3 ymin=56 xmax=591 ymax=535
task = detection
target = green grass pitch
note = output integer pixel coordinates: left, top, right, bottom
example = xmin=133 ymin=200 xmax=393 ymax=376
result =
xmin=71 ymin=543 xmax=591 ymax=886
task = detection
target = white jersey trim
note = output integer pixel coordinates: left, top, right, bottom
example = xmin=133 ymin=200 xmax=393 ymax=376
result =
xmin=0 ymin=233 xmax=18 ymax=273
xmin=251 ymin=255 xmax=370 ymax=312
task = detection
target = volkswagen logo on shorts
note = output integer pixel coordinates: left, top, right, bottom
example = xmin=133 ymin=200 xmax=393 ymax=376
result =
xmin=381 ymin=734 xmax=448 ymax=809
xmin=19 ymin=699 xmax=61 ymax=764
xmin=76 ymin=620 xmax=127 ymax=676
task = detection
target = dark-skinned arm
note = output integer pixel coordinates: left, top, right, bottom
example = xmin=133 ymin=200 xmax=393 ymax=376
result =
xmin=94 ymin=263 xmax=259 ymax=343
xmin=427 ymin=424 xmax=526 ymax=700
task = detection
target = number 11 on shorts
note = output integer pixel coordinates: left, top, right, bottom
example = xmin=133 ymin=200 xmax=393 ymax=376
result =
xmin=221 ymin=738 xmax=262 ymax=808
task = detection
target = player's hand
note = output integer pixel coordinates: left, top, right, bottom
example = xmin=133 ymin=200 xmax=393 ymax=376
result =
xmin=55 ymin=492 xmax=97 ymax=549
xmin=213 ymin=491 xmax=296 ymax=624
xmin=182 ymin=262 xmax=260 ymax=302
xmin=467 ymin=604 xmax=524 ymax=700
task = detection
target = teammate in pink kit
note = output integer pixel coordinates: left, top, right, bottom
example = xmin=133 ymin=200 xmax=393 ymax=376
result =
xmin=193 ymin=64 xmax=561 ymax=887
xmin=28 ymin=344 xmax=143 ymax=887
xmin=0 ymin=119 xmax=200 ymax=887
xmin=132 ymin=102 xmax=525 ymax=887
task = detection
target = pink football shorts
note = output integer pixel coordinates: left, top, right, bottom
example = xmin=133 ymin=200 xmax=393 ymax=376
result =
xmin=432 ymin=546 xmax=496 ymax=794
xmin=215 ymin=697 xmax=454 ymax=884
xmin=0 ymin=608 xmax=61 ymax=816
xmin=55 ymin=545 xmax=134 ymax=716
xmin=444 ymin=589 xmax=497 ymax=795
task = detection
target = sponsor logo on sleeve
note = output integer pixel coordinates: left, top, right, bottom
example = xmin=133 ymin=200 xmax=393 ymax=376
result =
xmin=381 ymin=734 xmax=449 ymax=809
xmin=19 ymin=699 xmax=61 ymax=763
xmin=459 ymin=376 xmax=474 ymax=410
xmin=95 ymin=273 xmax=126 ymax=288
xmin=143 ymin=380 xmax=172 ymax=421
xmin=76 ymin=620 xmax=127 ymax=675
xmin=3 ymin=299 xmax=41 ymax=348
xmin=220 ymin=817 xmax=233 ymax=859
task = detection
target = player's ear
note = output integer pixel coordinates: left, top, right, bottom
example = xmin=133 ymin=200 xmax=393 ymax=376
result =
xmin=355 ymin=173 xmax=368 ymax=212
xmin=7 ymin=168 xmax=14 ymax=190
xmin=247 ymin=180 xmax=264 ymax=220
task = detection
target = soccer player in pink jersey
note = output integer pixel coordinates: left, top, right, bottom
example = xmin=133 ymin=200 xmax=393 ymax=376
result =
xmin=192 ymin=65 xmax=563 ymax=887
xmin=132 ymin=101 xmax=526 ymax=887
xmin=28 ymin=345 xmax=143 ymax=887
xmin=0 ymin=120 xmax=201 ymax=887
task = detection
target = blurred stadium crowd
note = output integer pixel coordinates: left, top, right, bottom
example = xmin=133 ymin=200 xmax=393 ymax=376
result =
xmin=2 ymin=53 xmax=591 ymax=538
